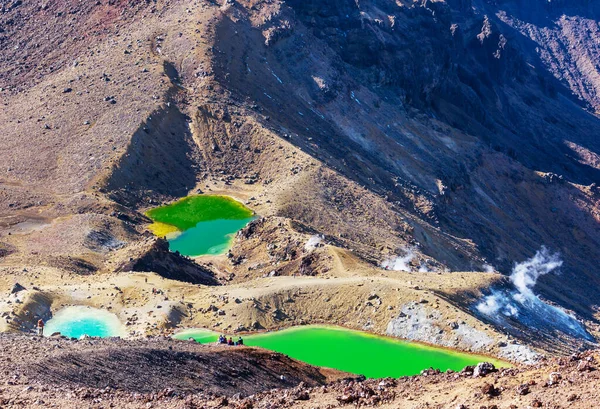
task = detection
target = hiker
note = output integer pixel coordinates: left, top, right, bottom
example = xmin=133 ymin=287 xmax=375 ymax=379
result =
xmin=228 ymin=337 xmax=234 ymax=346
xmin=218 ymin=335 xmax=226 ymax=344
xmin=236 ymin=336 xmax=244 ymax=346
xmin=37 ymin=319 xmax=44 ymax=336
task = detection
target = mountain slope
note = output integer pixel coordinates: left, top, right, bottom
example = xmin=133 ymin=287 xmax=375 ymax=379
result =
xmin=0 ymin=0 xmax=599 ymax=352
xmin=204 ymin=0 xmax=600 ymax=314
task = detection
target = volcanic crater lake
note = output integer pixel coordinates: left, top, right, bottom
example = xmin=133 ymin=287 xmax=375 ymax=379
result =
xmin=146 ymin=195 xmax=255 ymax=257
xmin=44 ymin=306 xmax=126 ymax=339
xmin=174 ymin=326 xmax=508 ymax=378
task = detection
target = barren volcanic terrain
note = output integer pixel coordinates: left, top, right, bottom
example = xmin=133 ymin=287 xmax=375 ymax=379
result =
xmin=0 ymin=334 xmax=599 ymax=408
xmin=1 ymin=0 xmax=600 ymax=406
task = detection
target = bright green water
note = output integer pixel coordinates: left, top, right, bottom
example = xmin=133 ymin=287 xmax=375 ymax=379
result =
xmin=44 ymin=306 xmax=125 ymax=339
xmin=146 ymin=195 xmax=255 ymax=257
xmin=174 ymin=326 xmax=508 ymax=378
xmin=146 ymin=195 xmax=253 ymax=231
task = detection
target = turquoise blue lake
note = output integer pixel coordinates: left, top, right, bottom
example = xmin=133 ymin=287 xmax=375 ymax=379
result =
xmin=44 ymin=306 xmax=125 ymax=338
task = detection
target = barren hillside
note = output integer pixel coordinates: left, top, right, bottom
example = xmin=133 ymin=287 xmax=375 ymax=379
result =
xmin=0 ymin=0 xmax=599 ymax=370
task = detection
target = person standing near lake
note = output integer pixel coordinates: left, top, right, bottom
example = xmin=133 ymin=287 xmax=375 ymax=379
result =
xmin=36 ymin=319 xmax=44 ymax=336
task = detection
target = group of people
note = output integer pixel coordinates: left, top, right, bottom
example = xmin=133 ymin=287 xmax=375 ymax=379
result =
xmin=218 ymin=334 xmax=244 ymax=346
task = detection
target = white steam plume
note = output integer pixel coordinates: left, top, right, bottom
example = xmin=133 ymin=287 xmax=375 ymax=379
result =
xmin=475 ymin=247 xmax=592 ymax=341
xmin=477 ymin=246 xmax=562 ymax=316
xmin=482 ymin=264 xmax=495 ymax=273
xmin=381 ymin=247 xmax=415 ymax=272
xmin=510 ymin=246 xmax=562 ymax=295
xmin=304 ymin=235 xmax=323 ymax=252
xmin=418 ymin=263 xmax=430 ymax=273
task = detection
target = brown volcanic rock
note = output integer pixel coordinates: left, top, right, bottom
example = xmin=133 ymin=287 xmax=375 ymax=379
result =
xmin=0 ymin=337 xmax=600 ymax=408
xmin=0 ymin=0 xmax=151 ymax=93
xmin=0 ymin=333 xmax=598 ymax=408
xmin=27 ymin=342 xmax=336 ymax=396
xmin=0 ymin=334 xmax=347 ymax=398
xmin=206 ymin=0 xmax=600 ymax=315
xmin=0 ymin=0 xmax=599 ymax=354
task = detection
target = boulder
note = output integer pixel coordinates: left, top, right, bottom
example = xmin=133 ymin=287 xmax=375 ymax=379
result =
xmin=548 ymin=372 xmax=562 ymax=385
xmin=481 ymin=382 xmax=499 ymax=396
xmin=473 ymin=362 xmax=496 ymax=378
xmin=516 ymin=383 xmax=530 ymax=395
xmin=10 ymin=283 xmax=26 ymax=294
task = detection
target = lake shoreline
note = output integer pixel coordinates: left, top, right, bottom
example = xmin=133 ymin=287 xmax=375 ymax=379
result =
xmin=173 ymin=323 xmax=511 ymax=378
xmin=174 ymin=323 xmax=513 ymax=365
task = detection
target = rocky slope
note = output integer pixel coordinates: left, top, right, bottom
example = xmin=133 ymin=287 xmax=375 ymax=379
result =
xmin=211 ymin=0 xmax=600 ymax=312
xmin=0 ymin=334 xmax=599 ymax=409
xmin=484 ymin=0 xmax=600 ymax=111
xmin=0 ymin=0 xmax=599 ymax=359
xmin=0 ymin=334 xmax=350 ymax=407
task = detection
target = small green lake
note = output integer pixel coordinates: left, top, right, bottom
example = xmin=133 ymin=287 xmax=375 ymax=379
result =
xmin=44 ymin=306 xmax=126 ymax=339
xmin=146 ymin=195 xmax=254 ymax=257
xmin=173 ymin=326 xmax=508 ymax=378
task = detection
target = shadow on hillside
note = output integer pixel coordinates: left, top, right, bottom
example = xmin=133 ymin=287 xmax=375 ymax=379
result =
xmin=208 ymin=5 xmax=600 ymax=319
xmin=103 ymin=94 xmax=198 ymax=207
xmin=27 ymin=346 xmax=332 ymax=396
xmin=480 ymin=0 xmax=600 ymax=28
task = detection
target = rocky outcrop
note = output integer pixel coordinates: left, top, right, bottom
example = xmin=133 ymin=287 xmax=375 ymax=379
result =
xmin=6 ymin=335 xmax=344 ymax=397
xmin=6 ymin=290 xmax=52 ymax=333
xmin=117 ymin=239 xmax=218 ymax=286
xmin=386 ymin=302 xmax=540 ymax=363
xmin=486 ymin=0 xmax=600 ymax=110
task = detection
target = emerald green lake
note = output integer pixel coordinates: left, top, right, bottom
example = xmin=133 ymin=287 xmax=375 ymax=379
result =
xmin=173 ymin=326 xmax=508 ymax=378
xmin=146 ymin=195 xmax=254 ymax=257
